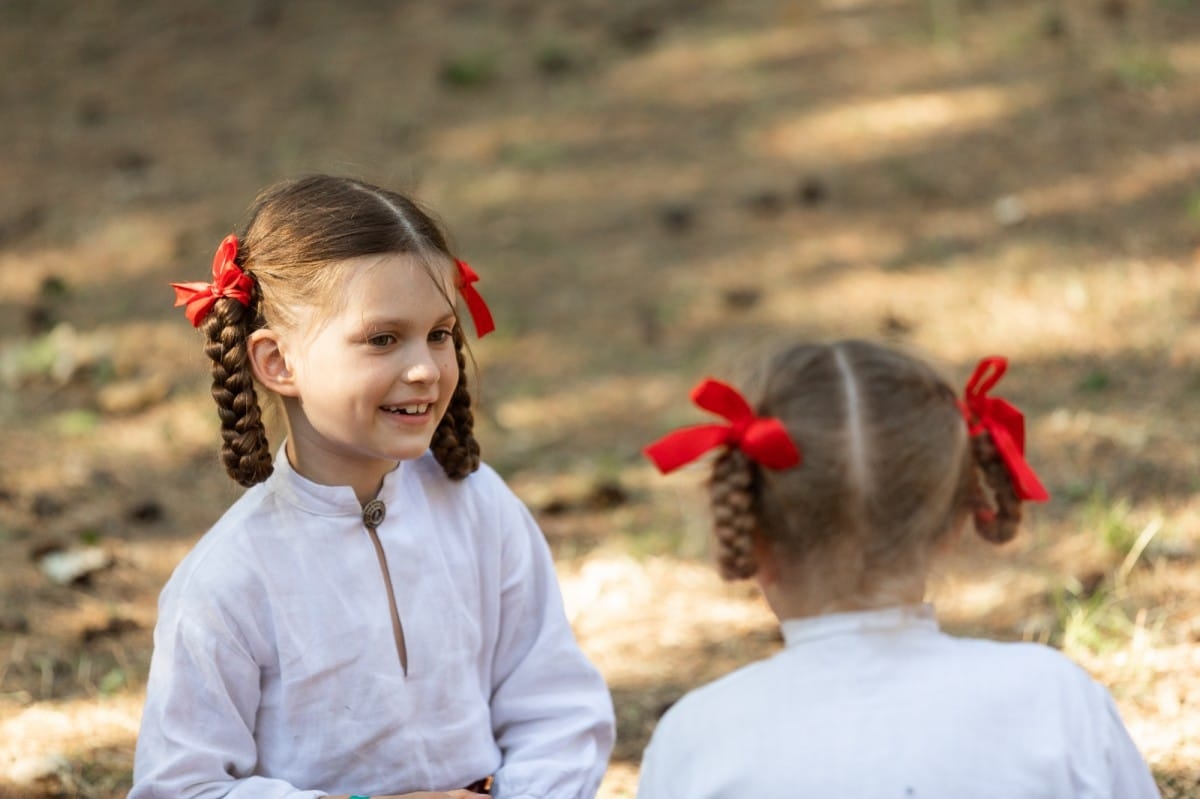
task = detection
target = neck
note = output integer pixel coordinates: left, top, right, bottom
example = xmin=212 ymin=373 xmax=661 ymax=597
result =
xmin=757 ymin=541 xmax=929 ymax=621
xmin=282 ymin=433 xmax=391 ymax=506
xmin=762 ymin=576 xmax=927 ymax=621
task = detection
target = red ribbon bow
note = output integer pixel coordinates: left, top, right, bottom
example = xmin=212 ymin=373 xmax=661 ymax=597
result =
xmin=170 ymin=235 xmax=254 ymax=327
xmin=455 ymin=259 xmax=495 ymax=338
xmin=961 ymin=357 xmax=1049 ymax=502
xmin=644 ymin=379 xmax=802 ymax=474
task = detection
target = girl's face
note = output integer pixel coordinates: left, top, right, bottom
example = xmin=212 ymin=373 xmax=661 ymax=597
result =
xmin=263 ymin=253 xmax=460 ymax=500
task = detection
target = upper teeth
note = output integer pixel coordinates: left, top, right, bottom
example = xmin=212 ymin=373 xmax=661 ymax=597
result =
xmin=389 ymin=404 xmax=429 ymax=414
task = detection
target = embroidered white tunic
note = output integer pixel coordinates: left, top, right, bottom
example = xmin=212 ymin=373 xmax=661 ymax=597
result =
xmin=131 ymin=450 xmax=615 ymax=799
xmin=638 ymin=605 xmax=1159 ymax=799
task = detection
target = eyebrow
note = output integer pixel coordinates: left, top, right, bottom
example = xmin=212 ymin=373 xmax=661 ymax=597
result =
xmin=360 ymin=312 xmax=458 ymax=331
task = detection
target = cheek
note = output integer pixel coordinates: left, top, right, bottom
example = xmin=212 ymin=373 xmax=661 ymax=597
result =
xmin=439 ymin=352 xmax=460 ymax=391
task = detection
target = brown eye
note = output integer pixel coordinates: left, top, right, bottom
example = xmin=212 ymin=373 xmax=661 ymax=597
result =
xmin=368 ymin=333 xmax=397 ymax=347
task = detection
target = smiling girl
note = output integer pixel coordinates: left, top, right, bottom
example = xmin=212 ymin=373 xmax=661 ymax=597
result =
xmin=131 ymin=175 xmax=615 ymax=799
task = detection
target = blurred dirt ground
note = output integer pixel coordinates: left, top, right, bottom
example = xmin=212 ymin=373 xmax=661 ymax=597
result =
xmin=1 ymin=0 xmax=1199 ymax=796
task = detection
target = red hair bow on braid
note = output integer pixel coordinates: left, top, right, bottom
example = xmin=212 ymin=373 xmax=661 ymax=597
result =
xmin=644 ymin=379 xmax=801 ymax=474
xmin=455 ymin=259 xmax=495 ymax=338
xmin=961 ymin=357 xmax=1050 ymax=502
xmin=170 ymin=235 xmax=254 ymax=327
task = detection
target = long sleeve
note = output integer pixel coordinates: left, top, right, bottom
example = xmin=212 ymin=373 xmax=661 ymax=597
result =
xmin=635 ymin=731 xmax=678 ymax=799
xmin=131 ymin=576 xmax=323 ymax=799
xmin=487 ymin=498 xmax=615 ymax=799
xmin=1101 ymin=693 xmax=1162 ymax=799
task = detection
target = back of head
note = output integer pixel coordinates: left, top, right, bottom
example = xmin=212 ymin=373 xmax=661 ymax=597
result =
xmin=197 ymin=174 xmax=480 ymax=487
xmin=709 ymin=340 xmax=1021 ymax=595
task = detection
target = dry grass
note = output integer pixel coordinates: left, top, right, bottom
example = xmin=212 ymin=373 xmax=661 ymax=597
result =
xmin=1 ymin=0 xmax=1198 ymax=796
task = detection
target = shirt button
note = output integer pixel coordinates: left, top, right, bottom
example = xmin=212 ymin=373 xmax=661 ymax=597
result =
xmin=362 ymin=499 xmax=386 ymax=528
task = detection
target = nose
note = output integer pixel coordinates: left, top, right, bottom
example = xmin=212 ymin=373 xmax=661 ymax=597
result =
xmin=403 ymin=342 xmax=439 ymax=385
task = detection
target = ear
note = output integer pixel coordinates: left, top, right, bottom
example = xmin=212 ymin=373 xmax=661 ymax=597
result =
xmin=247 ymin=329 xmax=300 ymax=397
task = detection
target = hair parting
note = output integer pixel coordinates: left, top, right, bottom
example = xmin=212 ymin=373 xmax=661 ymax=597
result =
xmin=704 ymin=340 xmax=1033 ymax=585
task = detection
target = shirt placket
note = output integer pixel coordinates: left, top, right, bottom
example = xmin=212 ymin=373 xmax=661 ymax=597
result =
xmin=361 ymin=499 xmax=408 ymax=676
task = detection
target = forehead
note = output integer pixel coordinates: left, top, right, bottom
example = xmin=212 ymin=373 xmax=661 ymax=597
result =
xmin=350 ymin=250 xmax=456 ymax=284
xmin=289 ymin=252 xmax=456 ymax=339
xmin=340 ymin=252 xmax=455 ymax=299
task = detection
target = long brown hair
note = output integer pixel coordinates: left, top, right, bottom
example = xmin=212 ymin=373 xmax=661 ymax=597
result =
xmin=708 ymin=340 xmax=1023 ymax=583
xmin=197 ymin=174 xmax=480 ymax=487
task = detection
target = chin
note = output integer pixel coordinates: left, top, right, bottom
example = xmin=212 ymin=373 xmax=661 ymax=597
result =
xmin=389 ymin=440 xmax=437 ymax=462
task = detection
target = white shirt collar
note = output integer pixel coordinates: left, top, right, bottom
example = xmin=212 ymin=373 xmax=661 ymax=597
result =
xmin=779 ymin=603 xmax=938 ymax=648
xmin=267 ymin=444 xmax=411 ymax=518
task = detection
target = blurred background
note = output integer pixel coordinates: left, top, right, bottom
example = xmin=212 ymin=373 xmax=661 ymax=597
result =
xmin=1 ymin=0 xmax=1198 ymax=795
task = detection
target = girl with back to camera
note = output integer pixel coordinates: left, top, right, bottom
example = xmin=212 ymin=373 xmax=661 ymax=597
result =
xmin=131 ymin=175 xmax=615 ymax=799
xmin=639 ymin=339 xmax=1159 ymax=798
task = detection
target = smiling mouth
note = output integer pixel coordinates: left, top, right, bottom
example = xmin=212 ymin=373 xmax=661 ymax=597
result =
xmin=382 ymin=403 xmax=431 ymax=415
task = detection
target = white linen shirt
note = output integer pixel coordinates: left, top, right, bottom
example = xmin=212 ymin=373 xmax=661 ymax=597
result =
xmin=131 ymin=450 xmax=615 ymax=799
xmin=638 ymin=604 xmax=1159 ymax=799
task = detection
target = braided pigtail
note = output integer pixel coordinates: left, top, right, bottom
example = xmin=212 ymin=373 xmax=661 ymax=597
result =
xmin=969 ymin=431 xmax=1022 ymax=543
xmin=430 ymin=324 xmax=481 ymax=480
xmin=708 ymin=448 xmax=761 ymax=580
xmin=200 ymin=295 xmax=274 ymax=487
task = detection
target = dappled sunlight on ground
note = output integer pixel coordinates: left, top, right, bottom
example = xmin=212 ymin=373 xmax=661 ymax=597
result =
xmin=0 ymin=695 xmax=140 ymax=786
xmin=763 ymin=83 xmax=1052 ymax=162
xmin=2 ymin=0 xmax=1199 ymax=795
